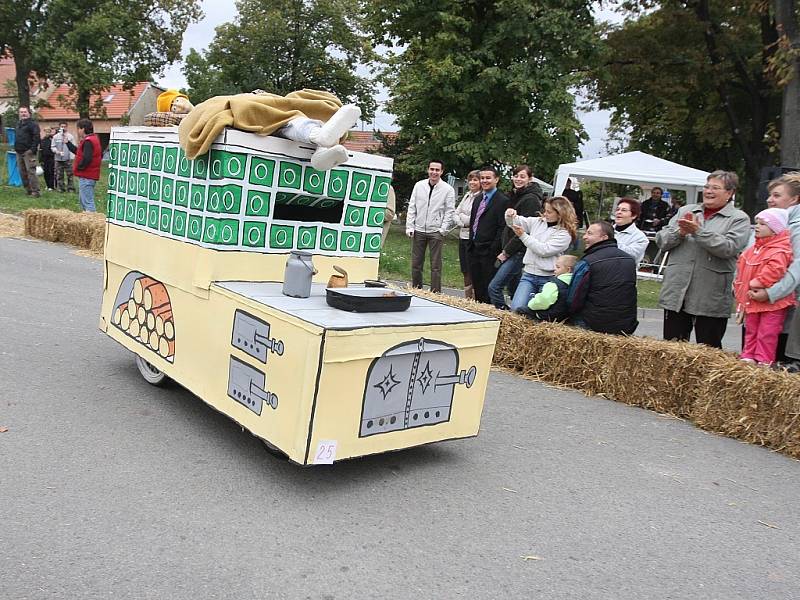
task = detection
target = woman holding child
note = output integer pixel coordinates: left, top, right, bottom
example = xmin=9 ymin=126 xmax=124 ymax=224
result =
xmin=747 ymin=173 xmax=800 ymax=366
xmin=504 ymin=196 xmax=578 ymax=315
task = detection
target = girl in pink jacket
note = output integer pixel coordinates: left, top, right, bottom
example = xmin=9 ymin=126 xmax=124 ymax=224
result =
xmin=734 ymin=208 xmax=795 ymax=365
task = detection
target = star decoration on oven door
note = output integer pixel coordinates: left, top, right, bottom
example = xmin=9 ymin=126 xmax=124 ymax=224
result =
xmin=416 ymin=361 xmax=434 ymax=394
xmin=374 ymin=364 xmax=401 ymax=400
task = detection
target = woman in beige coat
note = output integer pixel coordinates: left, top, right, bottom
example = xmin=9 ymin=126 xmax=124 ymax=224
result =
xmin=655 ymin=170 xmax=751 ymax=348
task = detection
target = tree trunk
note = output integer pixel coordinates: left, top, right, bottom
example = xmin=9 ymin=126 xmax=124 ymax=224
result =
xmin=13 ymin=47 xmax=31 ymax=109
xmin=77 ymin=87 xmax=91 ymax=119
xmin=775 ymin=0 xmax=800 ymax=168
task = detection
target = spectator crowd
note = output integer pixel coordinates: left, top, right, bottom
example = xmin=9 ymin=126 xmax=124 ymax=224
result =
xmin=404 ymin=161 xmax=800 ymax=368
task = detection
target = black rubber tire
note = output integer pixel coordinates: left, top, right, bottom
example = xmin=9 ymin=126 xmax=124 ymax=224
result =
xmin=135 ymin=355 xmax=168 ymax=386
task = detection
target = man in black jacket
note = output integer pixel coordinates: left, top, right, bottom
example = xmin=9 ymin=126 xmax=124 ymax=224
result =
xmin=468 ymin=166 xmax=510 ymax=304
xmin=567 ymin=221 xmax=638 ymax=335
xmin=637 ymin=187 xmax=668 ymax=232
xmin=14 ymin=107 xmax=41 ymax=197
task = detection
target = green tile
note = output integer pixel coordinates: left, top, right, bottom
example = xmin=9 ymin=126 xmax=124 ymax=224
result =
xmin=124 ymin=198 xmax=137 ymax=223
xmin=245 ymin=190 xmax=271 ymax=217
xmin=187 ymin=214 xmax=203 ymax=241
xmin=148 ymin=175 xmax=161 ymax=201
xmin=326 ymin=169 xmax=348 ymax=199
xmin=174 ymin=180 xmax=190 ymax=207
xmin=189 ymin=184 xmax=206 ymax=210
xmin=193 ymin=154 xmax=209 ymax=180
xmin=117 ymin=170 xmax=128 ymax=195
xmin=126 ymin=171 xmax=137 ymax=196
xmin=207 ymin=184 xmax=242 ymax=214
xmin=202 ymin=217 xmax=220 ymax=243
xmin=137 ymin=172 xmax=148 ymax=198
xmin=135 ymin=201 xmax=148 ymax=225
xmin=177 ymin=149 xmax=192 ymax=178
xmin=269 ymin=224 xmax=294 ymax=249
xmin=217 ymin=219 xmax=239 ymax=245
xmin=161 ymin=178 xmax=175 ymax=204
xmin=320 ymin=228 xmax=338 ymax=251
xmin=107 ymin=168 xmax=118 ymax=192
xmin=150 ymin=146 xmax=164 ymax=172
xmin=315 ymin=198 xmax=341 ymax=209
xmin=114 ymin=196 xmax=125 ymax=221
xmin=147 ymin=204 xmax=160 ymax=229
xmin=344 ymin=205 xmax=365 ymax=226
xmin=163 ymin=147 xmax=178 ymax=174
xmin=159 ymin=207 xmax=172 ymax=232
xmin=106 ymin=193 xmax=115 ymax=217
xmin=138 ymin=144 xmax=151 ymax=169
xmin=128 ymin=144 xmax=139 ymax=168
xmin=109 ymin=143 xmax=120 ymax=167
xmin=243 ymin=222 xmax=267 ymax=248
xmin=350 ymin=172 xmax=371 ymax=201
xmin=119 ymin=143 xmax=130 ymax=167
xmin=340 ymin=231 xmax=362 ymax=252
xmin=291 ymin=194 xmax=318 ymax=207
xmin=370 ymin=176 xmax=391 ymax=203
xmin=278 ymin=162 xmax=302 ymax=189
xmin=303 ymin=168 xmax=326 ymax=195
xmin=210 ymin=150 xmax=247 ymax=180
xmin=364 ymin=233 xmax=383 ymax=253
xmin=297 ymin=226 xmax=317 ymax=250
xmin=249 ymin=157 xmax=275 ymax=187
xmin=172 ymin=210 xmax=187 ymax=237
xmin=367 ymin=206 xmax=386 ymax=228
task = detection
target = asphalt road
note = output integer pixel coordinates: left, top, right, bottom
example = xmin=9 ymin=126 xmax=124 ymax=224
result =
xmin=1 ymin=236 xmax=798 ymax=600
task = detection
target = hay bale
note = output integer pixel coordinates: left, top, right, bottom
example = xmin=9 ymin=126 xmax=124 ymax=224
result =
xmin=23 ymin=209 xmax=106 ymax=252
xmin=409 ymin=288 xmax=800 ymax=459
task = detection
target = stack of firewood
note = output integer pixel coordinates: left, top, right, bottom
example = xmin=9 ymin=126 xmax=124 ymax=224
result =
xmin=112 ymin=276 xmax=175 ymax=361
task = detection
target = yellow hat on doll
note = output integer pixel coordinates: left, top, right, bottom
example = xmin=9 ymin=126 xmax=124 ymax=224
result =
xmin=157 ymin=89 xmax=188 ymax=113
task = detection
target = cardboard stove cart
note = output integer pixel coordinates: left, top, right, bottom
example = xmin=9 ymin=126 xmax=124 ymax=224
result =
xmin=100 ymin=126 xmax=499 ymax=465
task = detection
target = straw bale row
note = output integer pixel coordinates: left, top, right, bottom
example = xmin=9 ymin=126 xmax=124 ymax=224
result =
xmin=410 ymin=289 xmax=800 ymax=460
xmin=23 ymin=209 xmax=105 ymax=253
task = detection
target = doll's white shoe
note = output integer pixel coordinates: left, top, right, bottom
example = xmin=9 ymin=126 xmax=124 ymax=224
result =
xmin=309 ymin=105 xmax=361 ymax=148
xmin=311 ymin=144 xmax=349 ymax=171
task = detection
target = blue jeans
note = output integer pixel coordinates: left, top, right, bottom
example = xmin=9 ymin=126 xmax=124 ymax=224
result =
xmin=488 ymin=252 xmax=524 ymax=308
xmin=78 ymin=177 xmax=96 ymax=212
xmin=510 ymin=273 xmax=552 ymax=314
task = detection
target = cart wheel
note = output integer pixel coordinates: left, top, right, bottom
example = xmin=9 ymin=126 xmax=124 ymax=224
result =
xmin=135 ymin=355 xmax=168 ymax=386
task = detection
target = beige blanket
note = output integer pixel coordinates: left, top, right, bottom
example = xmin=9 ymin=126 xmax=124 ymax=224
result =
xmin=178 ymin=89 xmax=343 ymax=159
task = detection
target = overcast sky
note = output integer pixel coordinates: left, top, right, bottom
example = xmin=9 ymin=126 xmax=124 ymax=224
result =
xmin=157 ymin=1 xmax=620 ymax=162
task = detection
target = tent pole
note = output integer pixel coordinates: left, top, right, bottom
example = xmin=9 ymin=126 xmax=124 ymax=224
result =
xmin=598 ymin=181 xmax=605 ymax=220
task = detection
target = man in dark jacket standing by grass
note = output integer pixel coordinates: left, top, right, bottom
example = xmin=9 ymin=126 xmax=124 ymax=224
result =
xmin=567 ymin=221 xmax=639 ymax=334
xmin=14 ymin=107 xmax=41 ymax=198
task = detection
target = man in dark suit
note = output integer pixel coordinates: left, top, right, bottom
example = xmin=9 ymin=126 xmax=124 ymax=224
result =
xmin=468 ymin=166 xmax=510 ymax=303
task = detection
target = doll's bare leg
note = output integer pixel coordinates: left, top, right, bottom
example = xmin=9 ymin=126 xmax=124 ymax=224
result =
xmin=311 ymin=145 xmax=349 ymax=171
xmin=309 ymin=105 xmax=361 ymax=147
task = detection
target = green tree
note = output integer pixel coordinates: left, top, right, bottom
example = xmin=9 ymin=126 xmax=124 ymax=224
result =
xmin=183 ymin=0 xmax=376 ymax=119
xmin=364 ymin=0 xmax=599 ymax=182
xmin=42 ymin=0 xmax=201 ymax=117
xmin=0 ymin=1 xmax=50 ymax=109
xmin=591 ymin=1 xmax=786 ymax=214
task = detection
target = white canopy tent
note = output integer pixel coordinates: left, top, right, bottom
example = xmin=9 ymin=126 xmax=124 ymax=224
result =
xmin=533 ymin=176 xmax=554 ymax=195
xmin=552 ymin=151 xmax=709 ymax=209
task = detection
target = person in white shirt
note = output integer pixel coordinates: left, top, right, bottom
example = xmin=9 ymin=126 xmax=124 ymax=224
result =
xmin=406 ymin=160 xmax=456 ymax=293
xmin=51 ymin=121 xmax=76 ymax=192
xmin=613 ymin=198 xmax=648 ymax=265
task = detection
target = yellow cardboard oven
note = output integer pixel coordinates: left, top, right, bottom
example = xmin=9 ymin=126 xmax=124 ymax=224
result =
xmin=100 ymin=127 xmax=499 ymax=465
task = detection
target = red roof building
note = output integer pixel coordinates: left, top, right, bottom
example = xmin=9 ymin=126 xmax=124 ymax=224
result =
xmin=342 ymin=130 xmax=397 ymax=154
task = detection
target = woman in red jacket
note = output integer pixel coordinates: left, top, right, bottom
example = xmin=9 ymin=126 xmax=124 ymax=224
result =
xmin=734 ymin=208 xmax=796 ymax=365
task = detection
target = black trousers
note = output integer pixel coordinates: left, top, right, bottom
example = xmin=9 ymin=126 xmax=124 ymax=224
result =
xmin=663 ymin=309 xmax=728 ymax=349
xmin=468 ymin=249 xmax=497 ymax=304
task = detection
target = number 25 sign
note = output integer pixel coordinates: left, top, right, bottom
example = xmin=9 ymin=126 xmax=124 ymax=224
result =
xmin=314 ymin=440 xmax=337 ymax=465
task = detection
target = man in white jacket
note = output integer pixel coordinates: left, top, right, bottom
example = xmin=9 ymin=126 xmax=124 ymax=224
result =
xmin=406 ymin=160 xmax=455 ymax=293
